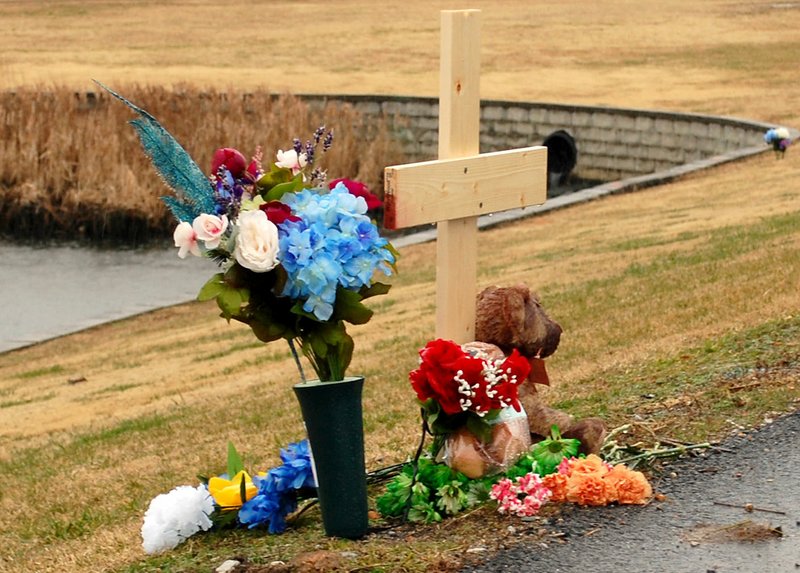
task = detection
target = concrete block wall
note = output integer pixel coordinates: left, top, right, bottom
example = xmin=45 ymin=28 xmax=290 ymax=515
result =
xmin=301 ymin=95 xmax=773 ymax=182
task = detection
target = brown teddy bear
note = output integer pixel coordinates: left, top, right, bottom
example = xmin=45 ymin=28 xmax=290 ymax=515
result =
xmin=471 ymin=284 xmax=606 ymax=455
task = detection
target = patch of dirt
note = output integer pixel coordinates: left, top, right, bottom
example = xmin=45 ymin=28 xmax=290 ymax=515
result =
xmin=684 ymin=520 xmax=783 ymax=544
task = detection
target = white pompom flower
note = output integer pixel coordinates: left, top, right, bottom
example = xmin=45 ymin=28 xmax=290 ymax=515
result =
xmin=141 ymin=484 xmax=215 ymax=554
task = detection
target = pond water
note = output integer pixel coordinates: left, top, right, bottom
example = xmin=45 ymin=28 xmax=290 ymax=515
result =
xmin=0 ymin=243 xmax=218 ymax=353
xmin=0 ymin=180 xmax=603 ymax=355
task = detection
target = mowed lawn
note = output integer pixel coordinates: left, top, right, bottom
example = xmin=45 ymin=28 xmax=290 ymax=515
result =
xmin=0 ymin=1 xmax=799 ymax=572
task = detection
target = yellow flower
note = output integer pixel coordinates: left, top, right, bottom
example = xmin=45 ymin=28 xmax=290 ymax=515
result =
xmin=208 ymin=470 xmax=258 ymax=510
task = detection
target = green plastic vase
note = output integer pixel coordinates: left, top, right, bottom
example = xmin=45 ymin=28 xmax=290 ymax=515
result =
xmin=293 ymin=376 xmax=368 ymax=539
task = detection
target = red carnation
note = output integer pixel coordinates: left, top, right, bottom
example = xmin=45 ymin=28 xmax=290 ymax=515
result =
xmin=410 ymin=339 xmax=467 ymax=415
xmin=259 ymin=201 xmax=301 ymax=225
xmin=410 ymin=340 xmax=530 ymax=418
xmin=329 ymin=178 xmax=383 ymax=211
xmin=211 ymin=148 xmax=248 ymax=179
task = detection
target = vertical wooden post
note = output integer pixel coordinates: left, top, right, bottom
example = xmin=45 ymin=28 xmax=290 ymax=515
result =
xmin=436 ymin=9 xmax=481 ymax=343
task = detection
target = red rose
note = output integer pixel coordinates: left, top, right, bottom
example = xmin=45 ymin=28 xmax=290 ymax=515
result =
xmin=329 ymin=178 xmax=383 ymax=211
xmin=259 ymin=201 xmax=301 ymax=225
xmin=211 ymin=148 xmax=248 ymax=179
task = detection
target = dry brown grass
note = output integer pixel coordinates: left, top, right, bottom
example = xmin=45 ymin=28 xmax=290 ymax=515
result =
xmin=1 ymin=1 xmax=798 ymax=125
xmin=0 ymin=86 xmax=402 ymax=241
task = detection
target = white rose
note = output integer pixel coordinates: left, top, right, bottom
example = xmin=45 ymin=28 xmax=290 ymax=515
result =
xmin=234 ymin=210 xmax=280 ymax=272
xmin=192 ymin=213 xmax=228 ymax=249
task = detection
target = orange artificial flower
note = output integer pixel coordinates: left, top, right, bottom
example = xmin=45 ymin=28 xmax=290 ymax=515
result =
xmin=605 ymin=465 xmax=653 ymax=505
xmin=565 ymin=472 xmax=612 ymax=506
xmin=568 ymin=454 xmax=609 ymax=477
xmin=542 ymin=472 xmax=569 ymax=502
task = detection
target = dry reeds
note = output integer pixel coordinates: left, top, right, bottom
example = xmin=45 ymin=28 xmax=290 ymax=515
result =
xmin=0 ymin=85 xmax=404 ymax=244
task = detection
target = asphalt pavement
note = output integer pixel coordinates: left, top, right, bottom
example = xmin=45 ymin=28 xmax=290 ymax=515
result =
xmin=466 ymin=411 xmax=800 ymax=573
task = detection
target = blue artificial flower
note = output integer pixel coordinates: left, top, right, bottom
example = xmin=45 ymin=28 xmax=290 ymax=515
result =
xmin=239 ymin=490 xmax=284 ymax=532
xmin=236 ymin=440 xmax=316 ymax=534
xmin=280 ymin=440 xmax=316 ymax=490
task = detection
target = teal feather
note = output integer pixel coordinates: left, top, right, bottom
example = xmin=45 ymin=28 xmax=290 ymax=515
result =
xmin=162 ymin=196 xmax=199 ymax=224
xmin=94 ymin=80 xmax=216 ymax=221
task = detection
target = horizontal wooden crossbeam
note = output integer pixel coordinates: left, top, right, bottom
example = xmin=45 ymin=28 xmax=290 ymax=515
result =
xmin=383 ymin=146 xmax=548 ymax=229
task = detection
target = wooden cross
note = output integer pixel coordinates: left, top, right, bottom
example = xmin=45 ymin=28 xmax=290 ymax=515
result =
xmin=383 ymin=9 xmax=548 ymax=344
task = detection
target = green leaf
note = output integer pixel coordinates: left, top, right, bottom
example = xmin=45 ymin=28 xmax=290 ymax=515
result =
xmin=226 ymin=442 xmax=244 ymax=478
xmin=384 ymin=242 xmax=400 ymax=274
xmin=265 ymin=174 xmax=304 ymax=202
xmin=197 ymin=273 xmax=226 ymax=301
xmin=239 ymin=473 xmax=248 ymax=506
xmin=465 ymin=414 xmax=494 ymax=444
xmin=359 ymin=281 xmax=392 ymax=300
xmin=247 ymin=311 xmax=290 ymax=343
xmin=211 ymin=507 xmax=240 ymax=529
xmin=408 ymin=500 xmax=441 ymax=524
xmin=376 ymin=473 xmax=413 ymax=517
xmin=333 ymin=287 xmax=373 ymax=325
xmin=531 ymin=424 xmax=581 ymax=475
xmin=218 ymin=287 xmax=245 ymax=317
xmin=256 ymin=164 xmax=292 ymax=195
xmin=418 ymin=458 xmax=456 ymax=490
xmin=465 ymin=481 xmax=492 ymax=508
xmin=436 ymin=481 xmax=468 ymax=516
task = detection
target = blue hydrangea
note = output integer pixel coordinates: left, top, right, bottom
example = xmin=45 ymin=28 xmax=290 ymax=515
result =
xmin=279 ymin=184 xmax=395 ymax=321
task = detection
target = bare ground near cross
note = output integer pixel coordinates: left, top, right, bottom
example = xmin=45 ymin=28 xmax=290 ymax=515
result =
xmin=1 ymin=1 xmax=799 ymax=572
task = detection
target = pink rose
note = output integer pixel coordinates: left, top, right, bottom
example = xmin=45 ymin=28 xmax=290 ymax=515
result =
xmin=173 ymin=222 xmax=200 ymax=258
xmin=192 ymin=214 xmax=229 ymax=249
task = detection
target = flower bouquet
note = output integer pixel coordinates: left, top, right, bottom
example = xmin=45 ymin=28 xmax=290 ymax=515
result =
xmin=99 ymin=82 xmax=395 ymax=383
xmin=101 ymin=82 xmax=396 ymax=539
xmin=764 ymin=127 xmax=792 ymax=158
xmin=409 ymin=339 xmax=533 ymax=478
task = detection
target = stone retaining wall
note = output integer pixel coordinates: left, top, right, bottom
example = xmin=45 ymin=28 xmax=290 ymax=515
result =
xmin=301 ymin=95 xmax=775 ymax=182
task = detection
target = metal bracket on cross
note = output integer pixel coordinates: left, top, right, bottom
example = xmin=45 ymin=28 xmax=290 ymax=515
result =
xmin=384 ymin=9 xmax=548 ymax=344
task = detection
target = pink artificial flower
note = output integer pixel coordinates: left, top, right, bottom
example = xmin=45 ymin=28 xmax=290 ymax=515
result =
xmin=490 ymin=478 xmax=515 ymax=501
xmin=173 ymin=222 xmax=200 ymax=258
xmin=520 ymin=493 xmax=546 ymax=517
xmin=247 ymin=146 xmax=264 ymax=180
xmin=192 ymin=214 xmax=228 ymax=249
xmin=490 ymin=474 xmax=551 ymax=517
xmin=275 ymin=149 xmax=307 ymax=175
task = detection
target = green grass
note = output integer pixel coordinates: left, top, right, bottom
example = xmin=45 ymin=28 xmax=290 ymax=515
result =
xmin=0 ymin=391 xmax=56 ymax=409
xmin=13 ymin=364 xmax=65 ymax=379
xmin=554 ymin=315 xmax=800 ymax=441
